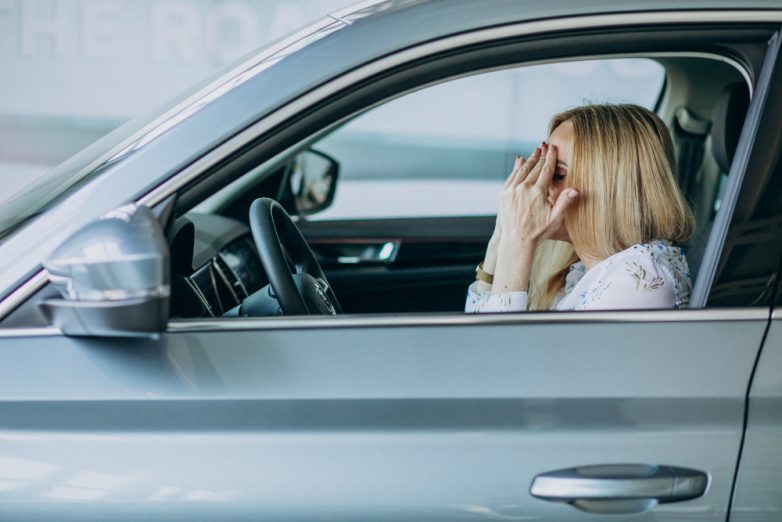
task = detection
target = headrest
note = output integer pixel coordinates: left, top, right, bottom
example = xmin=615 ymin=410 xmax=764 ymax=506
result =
xmin=711 ymin=82 xmax=750 ymax=173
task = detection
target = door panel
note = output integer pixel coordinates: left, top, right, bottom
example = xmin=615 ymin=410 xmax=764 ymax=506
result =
xmin=729 ymin=312 xmax=782 ymax=521
xmin=0 ymin=311 xmax=766 ymax=520
xmin=299 ymin=216 xmax=494 ymax=312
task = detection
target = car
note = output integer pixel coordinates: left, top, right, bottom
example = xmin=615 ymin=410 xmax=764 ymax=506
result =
xmin=0 ymin=0 xmax=781 ymax=519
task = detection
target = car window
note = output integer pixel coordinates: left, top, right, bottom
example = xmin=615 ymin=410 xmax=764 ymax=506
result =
xmin=308 ymin=58 xmax=665 ymax=220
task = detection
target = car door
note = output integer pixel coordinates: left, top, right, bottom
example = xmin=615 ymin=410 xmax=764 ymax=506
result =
xmin=0 ymin=298 xmax=767 ymax=520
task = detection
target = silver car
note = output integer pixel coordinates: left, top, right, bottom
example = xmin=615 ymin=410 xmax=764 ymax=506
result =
xmin=0 ymin=0 xmax=781 ymax=520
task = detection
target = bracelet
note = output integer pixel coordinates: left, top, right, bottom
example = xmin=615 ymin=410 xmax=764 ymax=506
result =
xmin=475 ymin=261 xmax=494 ymax=284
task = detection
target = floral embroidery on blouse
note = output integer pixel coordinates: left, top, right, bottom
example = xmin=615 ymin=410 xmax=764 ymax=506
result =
xmin=625 ymin=261 xmax=665 ymax=291
xmin=589 ymin=279 xmax=612 ymax=300
xmin=465 ymin=239 xmax=691 ymax=313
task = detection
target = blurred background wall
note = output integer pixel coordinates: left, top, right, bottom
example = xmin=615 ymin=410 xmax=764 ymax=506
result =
xmin=0 ymin=0 xmax=355 ymax=182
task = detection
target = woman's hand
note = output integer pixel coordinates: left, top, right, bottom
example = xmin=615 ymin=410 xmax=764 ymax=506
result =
xmin=500 ymin=143 xmax=578 ymax=246
xmin=492 ymin=143 xmax=579 ymax=293
xmin=492 ymin=155 xmax=526 ymax=239
xmin=477 ymin=156 xmax=527 ymax=292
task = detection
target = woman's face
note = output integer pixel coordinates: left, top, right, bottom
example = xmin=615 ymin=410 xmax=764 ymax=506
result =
xmin=546 ymin=120 xmax=574 ymax=243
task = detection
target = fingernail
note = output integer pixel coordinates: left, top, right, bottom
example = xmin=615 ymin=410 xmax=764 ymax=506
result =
xmin=568 ymin=189 xmax=578 ymax=198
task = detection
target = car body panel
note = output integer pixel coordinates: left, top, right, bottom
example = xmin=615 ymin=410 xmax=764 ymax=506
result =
xmin=0 ymin=312 xmax=768 ymax=520
xmin=729 ymin=312 xmax=782 ymax=521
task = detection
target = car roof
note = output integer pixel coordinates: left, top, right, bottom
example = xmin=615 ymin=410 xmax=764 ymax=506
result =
xmin=342 ymin=0 xmax=782 ymax=33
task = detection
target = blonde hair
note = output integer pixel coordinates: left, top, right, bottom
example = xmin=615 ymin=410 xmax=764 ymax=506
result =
xmin=528 ymin=104 xmax=695 ymax=310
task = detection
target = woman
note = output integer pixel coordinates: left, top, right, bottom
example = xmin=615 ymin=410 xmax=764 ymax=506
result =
xmin=466 ymin=104 xmax=694 ymax=312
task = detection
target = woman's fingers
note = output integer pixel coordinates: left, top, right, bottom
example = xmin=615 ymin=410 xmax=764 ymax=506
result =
xmin=549 ymin=187 xmax=579 ymax=226
xmin=504 ymin=156 xmax=525 ymax=188
xmin=527 ymin=142 xmax=558 ymax=186
xmin=535 ymin=144 xmax=559 ymax=187
xmin=512 ymin=146 xmax=541 ymax=185
xmin=524 ymin=143 xmax=548 ymax=185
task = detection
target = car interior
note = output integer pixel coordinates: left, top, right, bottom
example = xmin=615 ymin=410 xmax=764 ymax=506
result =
xmin=160 ymin=53 xmax=750 ymax=319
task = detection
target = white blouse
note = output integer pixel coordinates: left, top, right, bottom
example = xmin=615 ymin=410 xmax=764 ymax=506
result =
xmin=465 ymin=240 xmax=691 ymax=312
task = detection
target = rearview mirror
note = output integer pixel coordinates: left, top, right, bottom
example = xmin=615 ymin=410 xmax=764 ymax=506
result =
xmin=40 ymin=204 xmax=170 ymax=337
xmin=289 ymin=149 xmax=339 ymax=216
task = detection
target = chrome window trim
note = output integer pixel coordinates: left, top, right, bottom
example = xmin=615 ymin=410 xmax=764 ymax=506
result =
xmin=768 ymin=309 xmax=782 ymax=320
xmin=0 ymin=270 xmax=49 ymax=322
xmin=1 ymin=9 xmax=779 ymax=321
xmin=166 ymin=308 xmax=770 ymax=334
xmin=0 ymin=327 xmax=61 ymax=338
xmin=0 ymin=306 xmax=768 ymax=338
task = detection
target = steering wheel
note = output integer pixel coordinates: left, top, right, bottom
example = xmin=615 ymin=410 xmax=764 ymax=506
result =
xmin=248 ymin=198 xmax=341 ymax=315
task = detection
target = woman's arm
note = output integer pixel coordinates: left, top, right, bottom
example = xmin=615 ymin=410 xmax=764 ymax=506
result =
xmin=475 ymin=155 xmax=525 ymax=293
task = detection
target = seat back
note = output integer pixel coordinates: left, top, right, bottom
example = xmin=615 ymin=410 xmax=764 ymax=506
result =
xmin=683 ymin=82 xmax=750 ymax=279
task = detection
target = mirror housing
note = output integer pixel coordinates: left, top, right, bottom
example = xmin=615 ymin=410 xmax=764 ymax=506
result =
xmin=40 ymin=204 xmax=170 ymax=337
xmin=289 ymin=149 xmax=339 ymax=216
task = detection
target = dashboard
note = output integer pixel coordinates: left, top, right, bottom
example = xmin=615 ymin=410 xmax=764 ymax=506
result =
xmin=170 ymin=213 xmax=267 ymax=318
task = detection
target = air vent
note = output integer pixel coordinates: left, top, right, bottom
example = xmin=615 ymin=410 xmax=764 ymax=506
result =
xmin=214 ymin=255 xmax=247 ymax=302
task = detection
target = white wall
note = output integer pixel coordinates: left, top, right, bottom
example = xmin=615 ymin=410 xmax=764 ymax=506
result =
xmin=0 ymin=0 xmax=355 ymax=118
xmin=0 ymin=0 xmax=355 ymax=185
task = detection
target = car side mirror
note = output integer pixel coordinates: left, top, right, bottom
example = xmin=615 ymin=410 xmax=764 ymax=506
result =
xmin=40 ymin=204 xmax=170 ymax=337
xmin=290 ymin=149 xmax=339 ymax=216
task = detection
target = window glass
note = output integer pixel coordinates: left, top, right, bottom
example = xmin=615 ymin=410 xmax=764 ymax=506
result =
xmin=309 ymin=58 xmax=665 ymax=220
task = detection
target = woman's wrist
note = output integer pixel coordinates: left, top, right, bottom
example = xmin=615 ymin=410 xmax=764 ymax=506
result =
xmin=500 ymin=229 xmax=539 ymax=251
xmin=492 ymin=240 xmax=536 ymax=293
xmin=482 ymin=231 xmax=501 ymax=274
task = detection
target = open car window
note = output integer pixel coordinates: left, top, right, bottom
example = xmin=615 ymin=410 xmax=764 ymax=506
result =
xmin=174 ymin=53 xmax=752 ymax=319
xmin=308 ymin=58 xmax=665 ymax=221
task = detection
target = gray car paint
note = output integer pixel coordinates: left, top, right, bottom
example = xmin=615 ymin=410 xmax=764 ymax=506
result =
xmin=0 ymin=314 xmax=767 ymax=520
xmin=729 ymin=313 xmax=782 ymax=521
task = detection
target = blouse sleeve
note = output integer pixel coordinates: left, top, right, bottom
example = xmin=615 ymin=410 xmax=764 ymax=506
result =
xmin=465 ymin=281 xmax=529 ymax=313
xmin=576 ymin=255 xmax=676 ymax=310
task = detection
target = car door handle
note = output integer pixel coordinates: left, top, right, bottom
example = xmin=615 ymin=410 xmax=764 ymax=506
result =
xmin=310 ymin=240 xmax=399 ymax=266
xmin=530 ymin=464 xmax=709 ymax=515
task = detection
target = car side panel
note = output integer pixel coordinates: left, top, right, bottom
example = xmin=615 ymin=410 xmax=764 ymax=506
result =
xmin=0 ymin=315 xmax=765 ymax=520
xmin=729 ymin=314 xmax=782 ymax=521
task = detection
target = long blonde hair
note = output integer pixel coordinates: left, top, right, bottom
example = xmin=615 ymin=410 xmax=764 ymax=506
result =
xmin=528 ymin=104 xmax=695 ymax=310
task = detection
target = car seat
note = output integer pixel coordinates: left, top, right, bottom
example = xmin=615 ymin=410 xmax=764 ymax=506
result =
xmin=681 ymin=82 xmax=750 ymax=280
